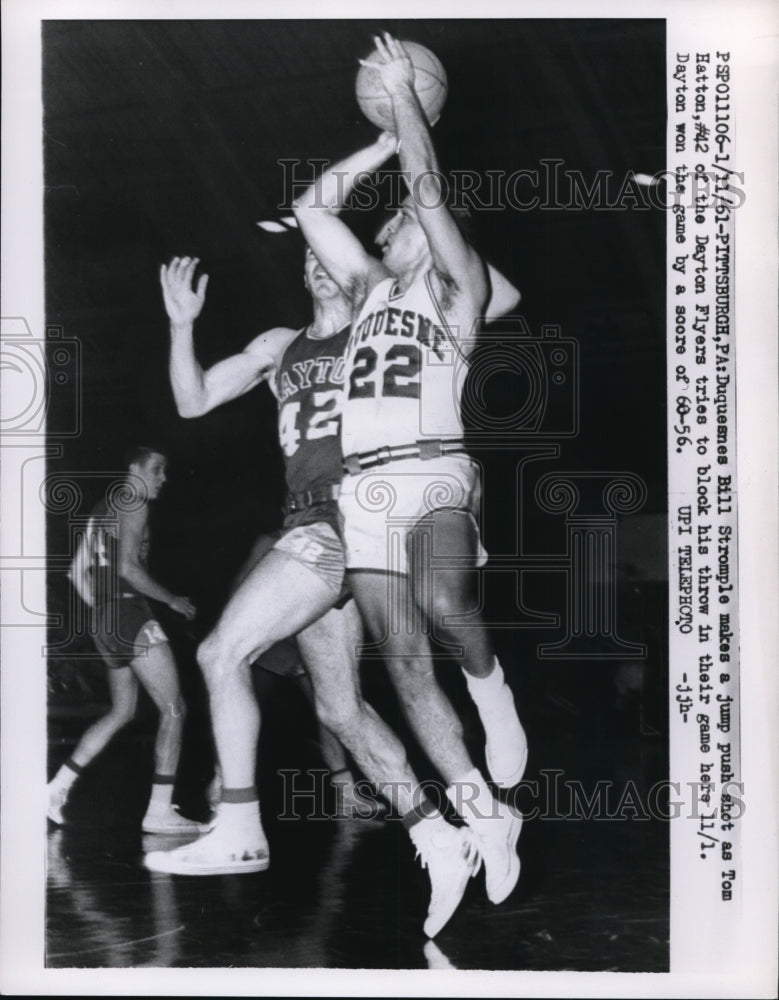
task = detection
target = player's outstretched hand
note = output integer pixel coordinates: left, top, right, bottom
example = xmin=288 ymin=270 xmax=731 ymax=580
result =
xmin=169 ymin=595 xmax=196 ymax=620
xmin=359 ymin=33 xmax=415 ymax=97
xmin=160 ymin=256 xmax=209 ymax=327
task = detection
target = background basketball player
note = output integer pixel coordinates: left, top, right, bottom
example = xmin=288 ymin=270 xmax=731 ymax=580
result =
xmin=48 ymin=446 xmax=201 ymax=835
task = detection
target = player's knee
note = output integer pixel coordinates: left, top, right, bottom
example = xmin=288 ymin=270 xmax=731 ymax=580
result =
xmin=196 ymin=634 xmax=224 ymax=684
xmin=197 ymin=631 xmax=252 ymax=687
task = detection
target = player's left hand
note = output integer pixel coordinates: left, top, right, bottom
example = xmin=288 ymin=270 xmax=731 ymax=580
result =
xmin=359 ymin=33 xmax=415 ymax=96
xmin=160 ymin=256 xmax=209 ymax=327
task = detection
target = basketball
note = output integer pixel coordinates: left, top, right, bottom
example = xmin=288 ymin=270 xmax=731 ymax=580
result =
xmin=356 ymin=40 xmax=448 ymax=130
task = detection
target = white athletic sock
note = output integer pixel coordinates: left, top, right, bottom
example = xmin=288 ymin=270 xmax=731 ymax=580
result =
xmin=217 ymin=799 xmax=263 ymax=830
xmin=51 ymin=759 xmax=82 ymax=793
xmin=446 ymin=768 xmax=501 ymax=829
xmin=149 ymin=774 xmax=175 ymax=806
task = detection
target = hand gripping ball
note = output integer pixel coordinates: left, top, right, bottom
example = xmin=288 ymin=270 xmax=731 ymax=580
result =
xmin=356 ymin=40 xmax=448 ymax=130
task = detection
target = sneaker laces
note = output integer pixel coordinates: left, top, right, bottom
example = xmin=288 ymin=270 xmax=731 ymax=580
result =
xmin=146 ymin=802 xmax=183 ymax=817
xmin=414 ymin=824 xmax=482 ymax=873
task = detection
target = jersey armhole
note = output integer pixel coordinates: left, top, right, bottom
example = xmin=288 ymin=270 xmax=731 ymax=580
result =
xmin=424 ymin=270 xmax=470 ymax=363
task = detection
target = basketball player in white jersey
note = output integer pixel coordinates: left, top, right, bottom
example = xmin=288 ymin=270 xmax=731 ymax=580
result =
xmin=293 ymin=33 xmax=527 ymax=907
xmin=144 ymin=251 xmax=481 ymax=939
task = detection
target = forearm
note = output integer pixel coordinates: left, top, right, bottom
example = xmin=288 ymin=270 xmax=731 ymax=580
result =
xmin=120 ymin=560 xmax=177 ymax=607
xmin=295 ymin=137 xmax=394 ymax=214
xmin=169 ymin=321 xmax=208 ymax=417
xmin=390 ymin=84 xmax=441 ymax=191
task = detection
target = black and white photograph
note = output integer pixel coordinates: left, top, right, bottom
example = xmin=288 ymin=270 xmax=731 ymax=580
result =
xmin=1 ymin=0 xmax=776 ymax=995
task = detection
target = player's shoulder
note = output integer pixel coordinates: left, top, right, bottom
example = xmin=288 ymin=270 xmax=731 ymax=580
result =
xmin=244 ymin=326 xmax=299 ymax=359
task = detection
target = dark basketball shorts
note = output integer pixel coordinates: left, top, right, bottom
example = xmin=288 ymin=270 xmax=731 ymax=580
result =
xmin=92 ymin=594 xmax=168 ymax=669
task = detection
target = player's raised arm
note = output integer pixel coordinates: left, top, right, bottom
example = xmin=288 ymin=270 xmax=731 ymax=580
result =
xmin=291 ymin=135 xmax=394 ymax=304
xmin=365 ymin=33 xmax=488 ymax=308
xmin=162 ymin=256 xmax=295 ymax=417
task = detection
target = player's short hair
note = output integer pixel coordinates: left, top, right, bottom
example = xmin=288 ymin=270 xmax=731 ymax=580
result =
xmin=124 ymin=444 xmax=167 ymax=469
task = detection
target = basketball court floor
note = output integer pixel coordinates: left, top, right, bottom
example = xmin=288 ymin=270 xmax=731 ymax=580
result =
xmin=46 ymin=670 xmax=668 ymax=972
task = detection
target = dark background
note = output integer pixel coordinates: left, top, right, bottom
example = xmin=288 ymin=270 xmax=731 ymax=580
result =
xmin=43 ymin=17 xmax=669 ymax=971
xmin=44 ymin=17 xmax=667 ymax=742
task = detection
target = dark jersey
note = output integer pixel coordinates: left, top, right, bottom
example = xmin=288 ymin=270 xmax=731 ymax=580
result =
xmin=274 ymin=326 xmax=349 ymax=494
xmin=81 ymin=497 xmax=147 ymax=606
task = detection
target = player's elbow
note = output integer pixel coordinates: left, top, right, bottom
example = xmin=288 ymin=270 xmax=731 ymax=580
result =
xmin=174 ymin=392 xmax=209 ymax=419
xmin=177 ymin=400 xmax=206 ymax=419
xmin=291 ymin=193 xmax=335 ymax=220
xmin=291 ymin=192 xmax=318 ymax=218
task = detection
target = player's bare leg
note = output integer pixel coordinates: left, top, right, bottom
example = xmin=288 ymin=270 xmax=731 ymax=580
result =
xmin=352 ymin=567 xmax=521 ymax=906
xmin=47 ymin=666 xmax=139 ymax=824
xmin=349 ymin=570 xmax=473 ymax=781
xmin=144 ymin=549 xmax=336 ymax=875
xmin=410 ymin=510 xmax=527 ymax=789
xmin=297 ymin=600 xmax=417 ymax=817
xmin=293 ymin=669 xmax=386 ymax=820
xmin=299 ymin=596 xmax=480 ymax=936
xmin=131 ymin=641 xmax=200 ymax=834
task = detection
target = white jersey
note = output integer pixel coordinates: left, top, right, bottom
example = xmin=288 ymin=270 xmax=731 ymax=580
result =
xmin=341 ymin=272 xmax=467 ymax=455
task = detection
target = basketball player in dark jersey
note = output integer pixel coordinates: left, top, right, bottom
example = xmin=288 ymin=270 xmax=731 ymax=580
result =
xmin=48 ymin=446 xmax=202 ymax=834
xmin=293 ymin=34 xmax=527 ymax=908
xmin=145 ymin=251 xmax=480 ymax=940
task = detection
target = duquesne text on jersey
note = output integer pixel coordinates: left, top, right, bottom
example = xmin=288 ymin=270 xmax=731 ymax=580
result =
xmin=348 ymin=306 xmax=450 ymax=362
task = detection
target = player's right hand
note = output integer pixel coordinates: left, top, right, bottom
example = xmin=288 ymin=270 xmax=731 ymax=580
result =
xmin=360 ymin=33 xmax=416 ymax=97
xmin=169 ymin=595 xmax=196 ymax=620
xmin=160 ymin=256 xmax=209 ymax=326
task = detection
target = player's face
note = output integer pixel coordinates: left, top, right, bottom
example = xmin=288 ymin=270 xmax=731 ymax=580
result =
xmin=303 ymin=246 xmax=340 ymax=300
xmin=375 ymin=196 xmax=429 ymax=274
xmin=133 ymin=454 xmax=168 ymax=500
